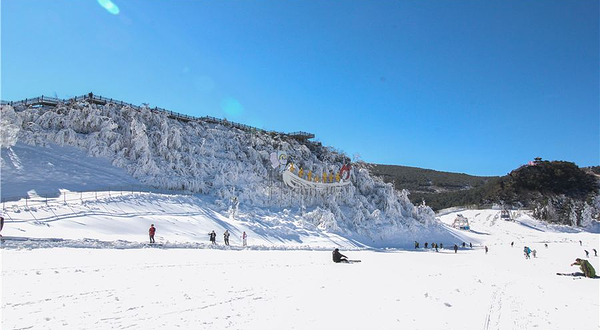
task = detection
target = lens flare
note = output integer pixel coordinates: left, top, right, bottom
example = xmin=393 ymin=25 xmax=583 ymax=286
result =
xmin=97 ymin=0 xmax=120 ymax=15
xmin=220 ymin=98 xmax=244 ymax=118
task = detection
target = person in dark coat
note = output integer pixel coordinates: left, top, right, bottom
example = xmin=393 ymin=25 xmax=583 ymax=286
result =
xmin=485 ymin=246 xmax=489 ymax=254
xmin=462 ymin=242 xmax=466 ymax=248
xmin=594 ymin=249 xmax=598 ymax=257
xmin=585 ymin=250 xmax=589 ymax=258
xmin=223 ymin=230 xmax=230 ymax=246
xmin=469 ymin=242 xmax=472 ymax=248
xmin=424 ymin=242 xmax=428 ymax=248
xmin=209 ymin=230 xmax=216 ymax=244
xmin=440 ymin=243 xmax=443 ymax=249
xmin=453 ymin=244 xmax=458 ymax=253
xmin=414 ymin=241 xmax=419 ymax=249
xmin=149 ymin=224 xmax=156 ymax=243
xmin=0 ymin=216 xmax=4 ymax=237
xmin=332 ymin=248 xmax=349 ymax=263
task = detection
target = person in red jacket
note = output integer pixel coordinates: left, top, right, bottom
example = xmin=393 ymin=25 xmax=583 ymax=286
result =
xmin=149 ymin=224 xmax=156 ymax=243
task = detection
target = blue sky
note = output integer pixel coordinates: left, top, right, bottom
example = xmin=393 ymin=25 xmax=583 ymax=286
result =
xmin=2 ymin=0 xmax=598 ymax=176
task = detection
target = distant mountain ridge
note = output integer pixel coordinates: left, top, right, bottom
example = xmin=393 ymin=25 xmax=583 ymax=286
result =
xmin=369 ymin=160 xmax=599 ymax=227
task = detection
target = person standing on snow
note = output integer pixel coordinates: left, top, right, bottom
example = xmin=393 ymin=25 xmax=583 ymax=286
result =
xmin=209 ymin=230 xmax=216 ymax=244
xmin=149 ymin=224 xmax=156 ymax=243
xmin=524 ymin=246 xmax=531 ymax=259
xmin=594 ymin=249 xmax=597 ymax=257
xmin=0 ymin=215 xmax=4 ymax=238
xmin=532 ymin=249 xmax=537 ymax=258
xmin=485 ymin=246 xmax=489 ymax=254
xmin=224 ymin=230 xmax=230 ymax=246
xmin=242 ymin=231 xmax=247 ymax=247
xmin=511 ymin=241 xmax=514 ymax=248
xmin=332 ymin=248 xmax=349 ymax=263
xmin=424 ymin=242 xmax=428 ymax=249
xmin=414 ymin=241 xmax=419 ymax=249
xmin=469 ymin=242 xmax=472 ymax=248
xmin=585 ymin=250 xmax=589 ymax=258
xmin=453 ymin=244 xmax=458 ymax=253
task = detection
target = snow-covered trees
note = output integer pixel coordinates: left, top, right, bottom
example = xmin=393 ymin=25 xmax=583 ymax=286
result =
xmin=1 ymin=100 xmax=441 ymax=239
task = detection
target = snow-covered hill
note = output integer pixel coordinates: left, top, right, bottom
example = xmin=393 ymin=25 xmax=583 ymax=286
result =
xmin=1 ymin=100 xmax=463 ymax=247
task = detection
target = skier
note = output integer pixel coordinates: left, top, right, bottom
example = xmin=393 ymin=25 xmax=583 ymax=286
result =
xmin=511 ymin=241 xmax=514 ymax=248
xmin=149 ymin=224 xmax=156 ymax=243
xmin=585 ymin=250 xmax=589 ymax=258
xmin=532 ymin=249 xmax=537 ymax=258
xmin=332 ymin=248 xmax=349 ymax=263
xmin=224 ymin=230 xmax=230 ymax=246
xmin=570 ymin=258 xmax=596 ymax=278
xmin=594 ymin=249 xmax=598 ymax=257
xmin=469 ymin=242 xmax=472 ymax=248
xmin=524 ymin=246 xmax=531 ymax=259
xmin=209 ymin=230 xmax=216 ymax=244
xmin=424 ymin=242 xmax=428 ymax=249
xmin=242 ymin=231 xmax=247 ymax=247
xmin=453 ymin=244 xmax=458 ymax=253
xmin=485 ymin=246 xmax=489 ymax=254
xmin=414 ymin=241 xmax=419 ymax=249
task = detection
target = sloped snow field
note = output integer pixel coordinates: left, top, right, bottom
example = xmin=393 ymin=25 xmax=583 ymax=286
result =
xmin=2 ymin=205 xmax=598 ymax=330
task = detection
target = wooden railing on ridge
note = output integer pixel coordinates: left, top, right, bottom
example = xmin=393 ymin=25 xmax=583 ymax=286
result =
xmin=1 ymin=93 xmax=316 ymax=141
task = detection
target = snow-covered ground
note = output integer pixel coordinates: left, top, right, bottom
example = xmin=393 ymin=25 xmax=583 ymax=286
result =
xmin=2 ymin=224 xmax=598 ymax=330
xmin=2 ymin=200 xmax=598 ymax=329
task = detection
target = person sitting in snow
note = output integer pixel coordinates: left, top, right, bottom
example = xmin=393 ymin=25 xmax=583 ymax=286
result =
xmin=332 ymin=248 xmax=349 ymax=263
xmin=149 ymin=224 xmax=156 ymax=243
xmin=570 ymin=258 xmax=596 ymax=278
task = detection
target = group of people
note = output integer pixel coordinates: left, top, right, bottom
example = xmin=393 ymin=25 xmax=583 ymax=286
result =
xmin=523 ymin=246 xmax=537 ymax=259
xmin=148 ymin=225 xmax=248 ymax=247
xmin=414 ymin=241 xmax=476 ymax=253
xmin=209 ymin=230 xmax=247 ymax=246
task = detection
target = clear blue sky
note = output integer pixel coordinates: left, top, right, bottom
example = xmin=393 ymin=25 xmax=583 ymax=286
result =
xmin=2 ymin=0 xmax=598 ymax=176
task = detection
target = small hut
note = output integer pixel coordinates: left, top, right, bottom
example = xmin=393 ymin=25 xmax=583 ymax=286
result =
xmin=452 ymin=214 xmax=470 ymax=230
xmin=500 ymin=209 xmax=512 ymax=221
